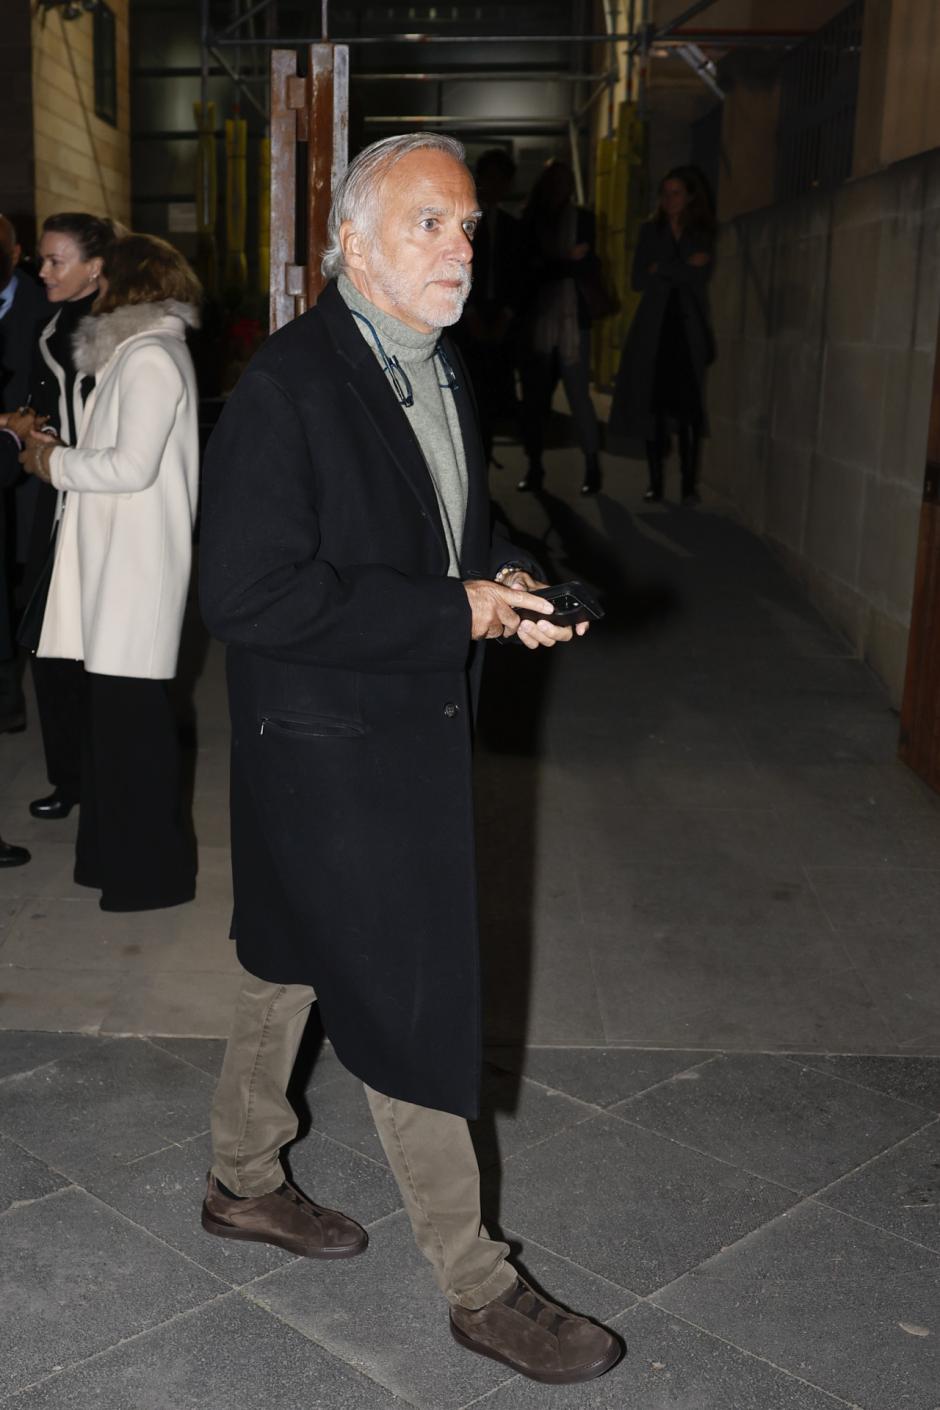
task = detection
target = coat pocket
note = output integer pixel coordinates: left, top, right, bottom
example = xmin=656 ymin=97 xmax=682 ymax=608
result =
xmin=259 ymin=712 xmax=367 ymax=739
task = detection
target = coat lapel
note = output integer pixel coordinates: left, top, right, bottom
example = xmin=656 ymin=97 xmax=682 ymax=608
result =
xmin=315 ymin=282 xmax=449 ymax=561
xmin=444 ymin=336 xmax=490 ymax=579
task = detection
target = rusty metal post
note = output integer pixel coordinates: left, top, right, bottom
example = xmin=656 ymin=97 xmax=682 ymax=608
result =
xmin=268 ymin=44 xmax=349 ymax=329
xmin=305 ymin=44 xmax=336 ymax=309
xmin=269 ymin=49 xmax=301 ymax=330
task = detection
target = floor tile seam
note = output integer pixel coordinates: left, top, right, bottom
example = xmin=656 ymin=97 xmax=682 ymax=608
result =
xmin=776 ymin=1053 xmax=940 ymax=1116
xmin=0 ymin=1054 xmax=77 ymax=1087
xmin=641 ymin=1181 xmax=829 ymax=1304
xmin=804 ymin=861 xmax=940 ymax=877
xmin=609 ymin=1097 xmax=940 ymax=1205
xmin=456 ymin=1376 xmax=522 ymax=1409
xmin=516 ymin=1051 xmax=723 ymax=1111
xmin=798 ymin=864 xmax=841 ymax=934
xmin=640 ymin=1302 xmax=862 ymax=1407
xmin=233 ymin=1282 xmax=432 ymax=1408
xmin=583 ymin=923 xmax=611 ymax=1045
xmin=493 ymin=1072 xmax=599 ymax=1118
xmin=574 ymin=802 xmax=782 ymax=817
xmin=501 ymin=1225 xmax=641 ymax=1306
xmin=811 ymin=1180 xmax=940 ymax=1243
xmin=360 ymin=1205 xmax=406 ymax=1234
xmin=118 ymin=1126 xmax=213 ymax=1169
xmin=602 ymin=1107 xmax=810 ymax=1201
xmin=496 ymin=1041 xmax=726 ymax=1053
xmin=305 ymin=1122 xmax=407 ymax=1171
xmin=0 ymin=1179 xmax=77 ymax=1223
xmin=0 ymin=958 xmax=246 ymax=980
xmin=0 ymin=1289 xmax=237 ymax=1403
xmin=494 ymin=1106 xmax=602 ymax=1170
xmin=0 ymin=897 xmax=30 ymax=949
xmin=141 ymin=1034 xmax=221 ymax=1079
xmin=844 ymin=961 xmax=919 ymax=1051
xmin=70 ymin=1185 xmax=237 ymax=1287
xmin=604 ymin=1052 xmax=724 ymax=1106
xmin=899 ymin=1031 xmax=940 ymax=1053
xmin=0 ymin=1124 xmax=94 ymax=1194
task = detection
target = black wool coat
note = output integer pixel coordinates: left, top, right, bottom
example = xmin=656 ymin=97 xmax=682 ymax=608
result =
xmin=0 ymin=274 xmax=48 ymax=657
xmin=199 ymin=280 xmax=533 ymax=1119
xmin=609 ymin=219 xmax=714 ymax=441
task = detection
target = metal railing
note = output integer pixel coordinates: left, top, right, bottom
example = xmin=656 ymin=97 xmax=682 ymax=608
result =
xmin=776 ymin=0 xmax=864 ymax=202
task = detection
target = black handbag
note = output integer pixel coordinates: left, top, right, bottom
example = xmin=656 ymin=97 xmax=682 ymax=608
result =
xmin=575 ymin=255 xmax=620 ymax=321
xmin=17 ymin=520 xmax=59 ymax=653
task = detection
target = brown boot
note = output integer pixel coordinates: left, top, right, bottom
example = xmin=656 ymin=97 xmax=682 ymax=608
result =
xmin=450 ymin=1275 xmax=623 ymax=1384
xmin=201 ymin=1172 xmax=368 ymax=1259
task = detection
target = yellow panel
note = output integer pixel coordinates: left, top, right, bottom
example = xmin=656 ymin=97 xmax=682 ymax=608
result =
xmin=592 ymin=101 xmax=649 ymax=390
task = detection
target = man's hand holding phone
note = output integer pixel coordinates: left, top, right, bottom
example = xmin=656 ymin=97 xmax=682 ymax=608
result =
xmin=463 ymin=574 xmax=594 ymax=649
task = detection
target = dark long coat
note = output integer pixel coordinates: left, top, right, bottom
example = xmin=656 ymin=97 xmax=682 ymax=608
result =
xmin=199 ymin=280 xmax=532 ymax=1120
xmin=609 ymin=219 xmax=714 ymax=441
xmin=0 ymin=273 xmax=48 ymax=658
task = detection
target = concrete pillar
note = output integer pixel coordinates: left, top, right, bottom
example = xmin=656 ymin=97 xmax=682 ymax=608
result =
xmin=716 ymin=53 xmax=780 ymax=221
xmin=854 ymin=0 xmax=940 ymax=177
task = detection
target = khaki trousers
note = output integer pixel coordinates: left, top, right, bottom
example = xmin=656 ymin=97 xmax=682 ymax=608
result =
xmin=210 ymin=969 xmax=514 ymax=1310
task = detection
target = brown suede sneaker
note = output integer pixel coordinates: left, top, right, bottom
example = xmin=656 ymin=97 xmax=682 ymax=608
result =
xmin=201 ymin=1173 xmax=368 ymax=1258
xmin=450 ymin=1275 xmax=623 ymax=1384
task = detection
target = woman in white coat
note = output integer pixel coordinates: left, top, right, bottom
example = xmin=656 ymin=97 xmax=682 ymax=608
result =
xmin=20 ymin=234 xmax=201 ymax=911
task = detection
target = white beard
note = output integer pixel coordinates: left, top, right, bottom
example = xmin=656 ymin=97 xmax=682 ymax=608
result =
xmin=368 ymin=245 xmax=471 ymax=329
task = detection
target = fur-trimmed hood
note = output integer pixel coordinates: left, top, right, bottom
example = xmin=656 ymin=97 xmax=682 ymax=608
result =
xmin=72 ymin=300 xmax=200 ymax=375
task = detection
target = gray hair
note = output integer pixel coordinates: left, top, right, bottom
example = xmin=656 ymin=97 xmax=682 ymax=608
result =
xmin=321 ymin=132 xmax=466 ymax=280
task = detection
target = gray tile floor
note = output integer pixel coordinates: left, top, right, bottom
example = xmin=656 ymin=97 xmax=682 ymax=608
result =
xmin=2 ymin=441 xmax=940 ymax=1408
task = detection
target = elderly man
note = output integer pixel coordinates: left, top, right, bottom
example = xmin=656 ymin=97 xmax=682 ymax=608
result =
xmin=199 ymin=133 xmax=620 ymax=1385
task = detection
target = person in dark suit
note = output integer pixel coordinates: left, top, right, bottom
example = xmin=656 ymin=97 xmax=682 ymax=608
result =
xmin=453 ymin=147 xmax=521 ymax=467
xmin=0 ymin=404 xmax=34 ymax=867
xmin=198 ymin=132 xmax=620 ymax=1387
xmin=609 ymin=166 xmax=716 ymax=504
xmin=20 ymin=213 xmax=117 ymax=822
xmin=516 ymin=159 xmax=603 ymax=496
xmin=0 ymin=214 xmax=48 ymax=734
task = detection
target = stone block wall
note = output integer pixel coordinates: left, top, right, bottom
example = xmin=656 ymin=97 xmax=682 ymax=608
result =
xmin=702 ymin=147 xmax=940 ymax=704
xmin=31 ymin=2 xmax=131 ymax=229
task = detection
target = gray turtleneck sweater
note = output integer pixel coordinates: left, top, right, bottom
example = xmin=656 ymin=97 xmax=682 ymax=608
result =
xmin=338 ymin=274 xmax=468 ymax=578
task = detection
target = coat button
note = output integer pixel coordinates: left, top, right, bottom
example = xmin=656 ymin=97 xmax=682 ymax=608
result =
xmin=443 ymin=701 xmax=459 ymax=718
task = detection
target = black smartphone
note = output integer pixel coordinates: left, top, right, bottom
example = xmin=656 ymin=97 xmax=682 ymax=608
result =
xmin=517 ymin=580 xmax=605 ymax=627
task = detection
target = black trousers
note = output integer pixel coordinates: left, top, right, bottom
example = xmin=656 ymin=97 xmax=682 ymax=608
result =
xmin=32 ymin=657 xmax=83 ymax=800
xmin=460 ymin=332 xmax=517 ymax=465
xmin=519 ymin=331 xmax=599 ymax=469
xmin=75 ymin=672 xmax=196 ymax=912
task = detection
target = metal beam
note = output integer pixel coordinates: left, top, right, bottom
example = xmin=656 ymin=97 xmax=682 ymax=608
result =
xmin=654 ymin=0 xmax=719 ymax=42
xmin=674 ymin=42 xmax=724 ymax=100
xmin=361 ymin=116 xmax=569 ymax=130
xmin=212 ymin=32 xmax=640 ymax=47
xmin=208 ymin=44 xmax=268 ymax=121
xmin=352 ymin=70 xmax=612 ymax=81
xmin=217 ymin=0 xmax=277 ymax=41
xmin=210 ymin=29 xmax=805 ymax=50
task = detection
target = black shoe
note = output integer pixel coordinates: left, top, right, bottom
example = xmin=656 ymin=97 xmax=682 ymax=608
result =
xmin=0 ymin=838 xmax=30 ymax=867
xmin=0 ymin=715 xmax=25 ymax=735
xmin=643 ymin=488 xmax=662 ymax=502
xmin=29 ymin=789 xmax=77 ymax=820
xmin=517 ymin=462 xmax=544 ymax=492
xmin=580 ymin=455 xmax=601 ymax=496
